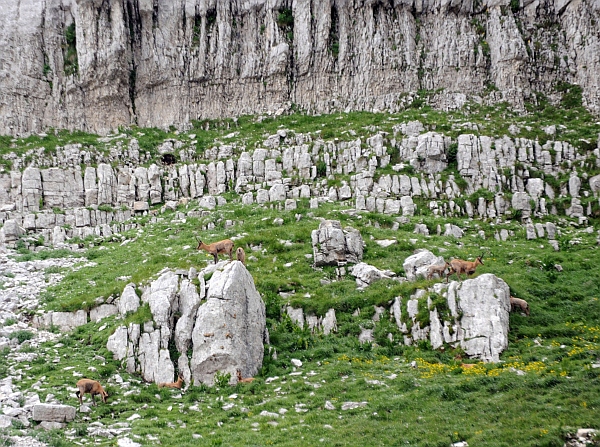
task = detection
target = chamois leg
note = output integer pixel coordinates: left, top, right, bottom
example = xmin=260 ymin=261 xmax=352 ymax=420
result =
xmin=213 ymin=253 xmax=218 ymax=264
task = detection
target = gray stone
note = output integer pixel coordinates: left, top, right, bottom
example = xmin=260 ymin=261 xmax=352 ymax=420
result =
xmin=403 ymin=250 xmax=446 ymax=281
xmin=118 ymin=283 xmax=140 ymax=315
xmin=447 ymin=274 xmax=510 ymax=362
xmin=90 ymin=304 xmax=118 ymax=323
xmin=312 ymin=220 xmax=364 ymax=267
xmin=32 ymin=404 xmax=76 ymax=422
xmin=351 ymin=262 xmax=395 ymax=288
xmin=191 ymin=262 xmax=266 ymax=386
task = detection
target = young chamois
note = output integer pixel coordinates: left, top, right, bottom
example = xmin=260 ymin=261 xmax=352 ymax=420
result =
xmin=427 ymin=262 xmax=451 ymax=280
xmin=196 ymin=237 xmax=234 ymax=264
xmin=236 ymin=369 xmax=255 ymax=384
xmin=75 ymin=379 xmax=108 ymax=406
xmin=236 ymin=247 xmax=246 ymax=265
xmin=510 ymin=296 xmax=530 ymax=316
xmin=446 ymin=255 xmax=484 ymax=282
xmin=158 ymin=374 xmax=184 ymax=389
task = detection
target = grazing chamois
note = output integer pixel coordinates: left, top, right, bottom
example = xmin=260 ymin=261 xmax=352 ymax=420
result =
xmin=427 ymin=262 xmax=450 ymax=280
xmin=158 ymin=374 xmax=184 ymax=389
xmin=236 ymin=369 xmax=255 ymax=384
xmin=236 ymin=247 xmax=246 ymax=265
xmin=510 ymin=296 xmax=530 ymax=316
xmin=446 ymin=255 xmax=484 ymax=282
xmin=75 ymin=379 xmax=108 ymax=406
xmin=196 ymin=237 xmax=234 ymax=264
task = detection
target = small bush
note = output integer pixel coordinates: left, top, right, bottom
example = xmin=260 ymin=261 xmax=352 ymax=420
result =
xmin=10 ymin=330 xmax=34 ymax=344
xmin=214 ymin=370 xmax=231 ymax=388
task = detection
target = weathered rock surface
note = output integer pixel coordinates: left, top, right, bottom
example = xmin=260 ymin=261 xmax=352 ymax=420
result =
xmin=351 ymin=262 xmax=398 ymax=288
xmin=289 ymin=272 xmax=511 ymax=362
xmin=191 ymin=261 xmax=266 ymax=386
xmin=403 ymin=249 xmax=447 ymax=281
xmin=32 ymin=404 xmax=76 ymax=423
xmin=107 ymin=262 xmax=267 ymax=386
xmin=311 ymin=220 xmax=364 ymax=266
xmin=1 ymin=1 xmax=599 ymax=135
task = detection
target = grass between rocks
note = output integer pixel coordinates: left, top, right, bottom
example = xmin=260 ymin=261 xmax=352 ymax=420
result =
xmin=1 ymin=95 xmax=599 ymax=169
xmin=0 ymin=102 xmax=600 ymax=446
xmin=1 ymin=198 xmax=599 ymax=447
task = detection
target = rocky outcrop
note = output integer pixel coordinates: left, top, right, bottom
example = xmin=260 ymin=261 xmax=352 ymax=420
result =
xmin=1 ymin=121 xmax=598 ymax=251
xmin=107 ymin=262 xmax=267 ymax=386
xmin=1 ymin=1 xmax=599 ymax=136
xmin=403 ymin=249 xmax=447 ymax=281
xmin=351 ymin=262 xmax=399 ymax=288
xmin=311 ymin=219 xmax=364 ymax=266
xmin=191 ymin=261 xmax=266 ymax=386
xmin=393 ymin=273 xmax=511 ymax=362
xmin=289 ymin=272 xmax=511 ymax=362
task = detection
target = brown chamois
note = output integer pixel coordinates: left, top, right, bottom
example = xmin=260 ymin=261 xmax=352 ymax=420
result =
xmin=446 ymin=254 xmax=484 ymax=282
xmin=196 ymin=237 xmax=234 ymax=264
xmin=236 ymin=369 xmax=255 ymax=384
xmin=158 ymin=374 xmax=184 ymax=389
xmin=236 ymin=247 xmax=246 ymax=265
xmin=426 ymin=262 xmax=450 ymax=280
xmin=509 ymin=296 xmax=530 ymax=316
xmin=75 ymin=379 xmax=108 ymax=406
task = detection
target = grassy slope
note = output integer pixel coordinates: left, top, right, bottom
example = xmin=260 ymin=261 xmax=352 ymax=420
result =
xmin=3 ymin=199 xmax=599 ymax=447
xmin=1 ymin=100 xmax=600 ymax=446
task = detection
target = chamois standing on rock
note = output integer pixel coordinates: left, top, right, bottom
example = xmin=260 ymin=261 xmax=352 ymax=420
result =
xmin=510 ymin=296 xmax=530 ymax=316
xmin=446 ymin=255 xmax=484 ymax=282
xmin=158 ymin=374 xmax=184 ymax=389
xmin=236 ymin=247 xmax=246 ymax=265
xmin=76 ymin=379 xmax=108 ymax=406
xmin=196 ymin=237 xmax=234 ymax=264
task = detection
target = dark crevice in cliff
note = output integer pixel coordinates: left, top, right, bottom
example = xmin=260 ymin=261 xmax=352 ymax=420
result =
xmin=126 ymin=0 xmax=141 ymax=123
xmin=277 ymin=3 xmax=295 ymax=96
xmin=329 ymin=5 xmax=339 ymax=61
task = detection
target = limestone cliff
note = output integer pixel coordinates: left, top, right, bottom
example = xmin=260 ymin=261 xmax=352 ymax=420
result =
xmin=0 ymin=0 xmax=598 ymax=136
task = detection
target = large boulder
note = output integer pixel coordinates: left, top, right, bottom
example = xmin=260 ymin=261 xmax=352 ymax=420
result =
xmin=403 ymin=249 xmax=446 ymax=281
xmin=311 ymin=220 xmax=364 ymax=266
xmin=351 ymin=262 xmax=396 ymax=288
xmin=446 ymin=274 xmax=510 ymax=362
xmin=191 ymin=261 xmax=266 ymax=386
xmin=32 ymin=404 xmax=76 ymax=422
xmin=392 ymin=274 xmax=510 ymax=362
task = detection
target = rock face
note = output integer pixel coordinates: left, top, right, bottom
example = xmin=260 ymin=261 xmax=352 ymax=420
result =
xmin=392 ymin=273 xmax=510 ymax=362
xmin=289 ymin=272 xmax=511 ymax=362
xmin=403 ymin=249 xmax=446 ymax=281
xmin=312 ymin=220 xmax=364 ymax=266
xmin=107 ymin=262 xmax=267 ymax=386
xmin=191 ymin=261 xmax=266 ymax=386
xmin=1 ymin=1 xmax=599 ymax=136
xmin=443 ymin=274 xmax=511 ymax=362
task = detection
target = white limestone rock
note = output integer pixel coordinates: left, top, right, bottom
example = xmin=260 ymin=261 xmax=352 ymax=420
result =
xmin=191 ymin=262 xmax=266 ymax=386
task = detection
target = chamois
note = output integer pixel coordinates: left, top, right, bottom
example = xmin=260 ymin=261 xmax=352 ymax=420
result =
xmin=236 ymin=369 xmax=255 ymax=384
xmin=427 ymin=262 xmax=450 ymax=280
xmin=196 ymin=237 xmax=234 ymax=264
xmin=446 ymin=255 xmax=484 ymax=282
xmin=510 ymin=296 xmax=530 ymax=316
xmin=75 ymin=379 xmax=108 ymax=406
xmin=236 ymin=247 xmax=246 ymax=265
xmin=158 ymin=374 xmax=184 ymax=389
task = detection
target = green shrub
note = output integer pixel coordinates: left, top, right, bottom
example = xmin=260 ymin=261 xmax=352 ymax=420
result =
xmin=10 ymin=330 xmax=34 ymax=344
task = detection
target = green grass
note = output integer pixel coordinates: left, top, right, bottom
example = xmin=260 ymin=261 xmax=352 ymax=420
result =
xmin=4 ymin=198 xmax=597 ymax=447
xmin=2 ymin=105 xmax=600 ymax=446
